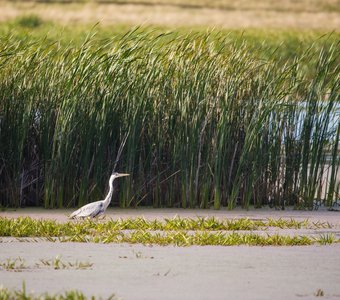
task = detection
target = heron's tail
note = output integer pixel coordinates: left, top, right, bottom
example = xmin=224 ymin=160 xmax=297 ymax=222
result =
xmin=69 ymin=209 xmax=80 ymax=219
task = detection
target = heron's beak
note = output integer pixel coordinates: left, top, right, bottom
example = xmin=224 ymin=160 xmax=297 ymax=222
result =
xmin=117 ymin=173 xmax=130 ymax=177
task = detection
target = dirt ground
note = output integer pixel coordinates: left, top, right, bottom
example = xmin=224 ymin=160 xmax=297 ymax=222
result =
xmin=1 ymin=1 xmax=339 ymax=29
xmin=1 ymin=208 xmax=340 ymax=299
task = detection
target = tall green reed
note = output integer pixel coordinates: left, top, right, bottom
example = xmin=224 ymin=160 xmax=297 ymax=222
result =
xmin=0 ymin=31 xmax=338 ymax=209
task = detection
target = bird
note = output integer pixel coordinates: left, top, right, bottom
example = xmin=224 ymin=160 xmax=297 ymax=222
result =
xmin=69 ymin=172 xmax=129 ymax=219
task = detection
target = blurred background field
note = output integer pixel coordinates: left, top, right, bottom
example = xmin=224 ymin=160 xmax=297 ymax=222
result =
xmin=0 ymin=0 xmax=339 ymax=210
xmin=0 ymin=0 xmax=339 ymax=29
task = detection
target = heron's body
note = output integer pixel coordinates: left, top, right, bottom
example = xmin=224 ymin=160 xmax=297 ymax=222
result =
xmin=69 ymin=172 xmax=129 ymax=219
xmin=69 ymin=200 xmax=105 ymax=218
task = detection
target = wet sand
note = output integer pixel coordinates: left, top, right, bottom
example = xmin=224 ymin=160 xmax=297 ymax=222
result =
xmin=1 ymin=208 xmax=340 ymax=299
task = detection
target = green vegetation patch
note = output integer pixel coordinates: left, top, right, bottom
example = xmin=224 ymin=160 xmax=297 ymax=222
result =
xmin=0 ymin=255 xmax=92 ymax=271
xmin=0 ymin=257 xmax=28 ymax=272
xmin=85 ymin=230 xmax=336 ymax=246
xmin=39 ymin=255 xmax=93 ymax=270
xmin=0 ymin=216 xmax=333 ymax=236
xmin=4 ymin=229 xmax=339 ymax=246
xmin=0 ymin=284 xmax=117 ymax=300
xmin=0 ymin=217 xmax=338 ymax=246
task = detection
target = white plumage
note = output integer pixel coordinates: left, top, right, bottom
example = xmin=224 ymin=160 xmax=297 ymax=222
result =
xmin=69 ymin=172 xmax=129 ymax=219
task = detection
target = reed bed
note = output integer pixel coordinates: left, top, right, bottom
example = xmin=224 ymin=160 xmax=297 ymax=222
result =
xmin=0 ymin=29 xmax=339 ymax=209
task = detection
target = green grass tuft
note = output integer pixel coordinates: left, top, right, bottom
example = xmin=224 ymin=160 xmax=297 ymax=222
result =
xmin=0 ymin=283 xmax=117 ymax=300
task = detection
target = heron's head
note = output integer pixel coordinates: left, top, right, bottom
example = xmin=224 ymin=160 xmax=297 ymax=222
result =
xmin=111 ymin=172 xmax=130 ymax=179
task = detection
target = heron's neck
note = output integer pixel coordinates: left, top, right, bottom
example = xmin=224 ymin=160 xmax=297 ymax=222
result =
xmin=103 ymin=177 xmax=114 ymax=209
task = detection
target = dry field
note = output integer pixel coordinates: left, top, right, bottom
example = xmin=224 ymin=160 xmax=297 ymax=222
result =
xmin=0 ymin=0 xmax=339 ymax=28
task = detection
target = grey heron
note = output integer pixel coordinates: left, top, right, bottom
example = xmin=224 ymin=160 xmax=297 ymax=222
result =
xmin=69 ymin=172 xmax=129 ymax=218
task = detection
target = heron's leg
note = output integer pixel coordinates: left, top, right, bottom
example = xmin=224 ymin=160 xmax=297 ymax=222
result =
xmin=91 ymin=214 xmax=105 ymax=222
xmin=98 ymin=214 xmax=106 ymax=221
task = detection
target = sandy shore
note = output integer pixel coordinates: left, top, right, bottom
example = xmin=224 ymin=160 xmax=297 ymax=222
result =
xmin=0 ymin=242 xmax=339 ymax=299
xmin=1 ymin=207 xmax=340 ymax=224
xmin=1 ymin=208 xmax=340 ymax=299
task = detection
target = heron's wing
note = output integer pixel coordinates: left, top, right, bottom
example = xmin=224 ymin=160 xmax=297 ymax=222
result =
xmin=70 ymin=201 xmax=104 ymax=218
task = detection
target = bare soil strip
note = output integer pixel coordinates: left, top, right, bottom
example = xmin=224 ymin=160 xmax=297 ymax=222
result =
xmin=2 ymin=207 xmax=340 ymax=224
